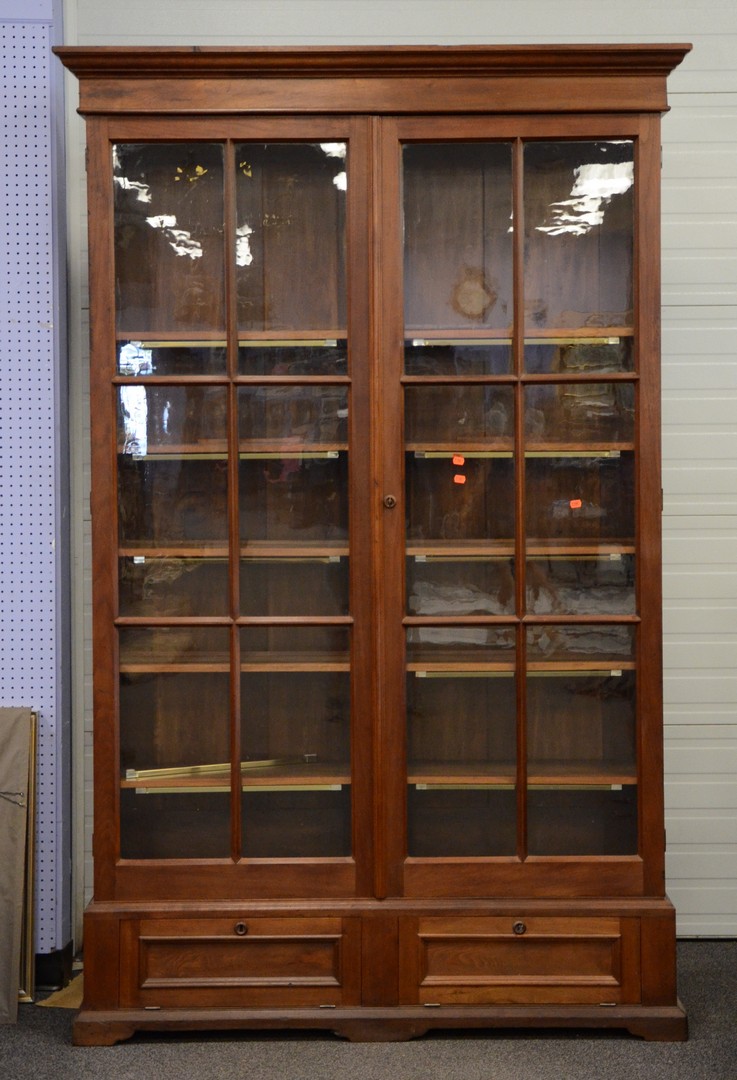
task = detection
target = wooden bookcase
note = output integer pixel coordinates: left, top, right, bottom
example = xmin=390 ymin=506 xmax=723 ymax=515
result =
xmin=57 ymin=44 xmax=690 ymax=1044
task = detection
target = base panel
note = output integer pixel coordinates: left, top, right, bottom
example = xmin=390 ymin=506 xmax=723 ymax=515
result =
xmin=72 ymin=1003 xmax=688 ymax=1046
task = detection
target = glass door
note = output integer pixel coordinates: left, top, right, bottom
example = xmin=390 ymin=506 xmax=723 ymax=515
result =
xmin=384 ymin=121 xmax=643 ymax=894
xmin=112 ymin=125 xmax=371 ymax=888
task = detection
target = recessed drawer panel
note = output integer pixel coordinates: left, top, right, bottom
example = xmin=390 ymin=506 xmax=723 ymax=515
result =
xmin=401 ymin=916 xmax=641 ymax=1006
xmin=121 ymin=916 xmax=360 ymax=1008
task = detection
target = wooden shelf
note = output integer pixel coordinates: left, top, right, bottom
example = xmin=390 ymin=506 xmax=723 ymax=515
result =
xmin=405 ymin=327 xmax=633 ymax=342
xmin=116 ymin=330 xmax=346 ymax=344
xmin=119 ymin=541 xmax=349 ymax=559
xmin=407 ymin=539 xmax=635 ymax=558
xmin=121 ymin=761 xmax=350 ymax=793
xmin=409 ymin=760 xmax=637 ymax=787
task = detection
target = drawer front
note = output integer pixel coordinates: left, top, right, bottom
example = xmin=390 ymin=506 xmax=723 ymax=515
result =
xmin=121 ymin=916 xmax=360 ymax=1008
xmin=401 ymin=916 xmax=641 ymax=1006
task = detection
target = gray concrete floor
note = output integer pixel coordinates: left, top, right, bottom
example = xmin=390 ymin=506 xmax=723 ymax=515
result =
xmin=1 ymin=941 xmax=735 ymax=1080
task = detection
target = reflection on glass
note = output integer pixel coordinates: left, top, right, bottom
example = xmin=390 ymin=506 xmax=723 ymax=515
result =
xmin=118 ymin=385 xmax=228 ymax=455
xmin=527 ymin=624 xmax=635 ymax=666
xmin=407 ymin=557 xmax=516 ymax=617
xmin=117 ymin=341 xmax=227 ymax=377
xmin=239 ymin=341 xmax=348 ymax=377
xmin=119 ymin=556 xmax=229 ymax=617
xmin=525 ymin=384 xmax=634 ymax=446
xmin=523 ymin=141 xmax=634 ymax=330
xmin=403 ymin=143 xmax=514 ymax=331
xmin=524 ymin=338 xmax=633 ymax=375
xmin=407 ymin=455 xmax=515 ymax=547
xmin=241 ymin=557 xmax=349 ymax=617
xmin=526 ymin=554 xmax=635 ymax=615
xmin=114 ymin=143 xmax=225 ymax=334
xmin=235 ymin=143 xmax=347 ymax=333
xmin=117 ymin=384 xmax=229 ymax=549
xmin=404 ymin=342 xmax=512 ymax=376
xmin=238 ymin=385 xmax=348 ymax=449
xmin=240 ymin=624 xmax=351 ymax=857
xmin=407 ymin=626 xmax=516 ymax=669
xmin=405 ymin=385 xmax=514 ymax=448
xmin=525 ymin=453 xmax=634 ymax=546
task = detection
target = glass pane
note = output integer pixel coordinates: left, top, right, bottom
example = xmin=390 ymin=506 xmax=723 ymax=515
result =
xmin=119 ymin=626 xmax=230 ymax=667
xmin=407 ymin=625 xmax=516 ymax=672
xmin=240 ymin=626 xmax=351 ymax=858
xmin=238 ymin=385 xmax=348 ymax=450
xmin=526 ymin=553 xmax=635 ymax=616
xmin=407 ymin=556 xmax=516 ymax=618
xmin=118 ymin=341 xmax=226 ymax=376
xmin=527 ymin=788 xmax=637 ymax=857
xmin=525 ymin=384 xmax=635 ymax=447
xmin=403 ymin=143 xmax=514 ymax=331
xmin=406 ymin=627 xmax=517 ymax=856
xmin=525 ymin=453 xmax=635 ymax=548
xmin=241 ymin=557 xmax=348 ymax=617
xmin=239 ymin=341 xmax=347 ymax=377
xmin=527 ymin=623 xmax=635 ymax=667
xmin=523 ymin=141 xmax=634 ymax=331
xmin=404 ymin=341 xmax=512 ymax=376
xmin=114 ymin=143 xmax=225 ymax=335
xmin=119 ymin=665 xmax=231 ymax=859
xmin=240 ymin=455 xmax=348 ymax=545
xmin=235 ymin=142 xmax=347 ymax=333
xmin=119 ymin=385 xmax=228 ymax=455
xmin=405 ymin=385 xmax=514 ymax=449
xmin=524 ymin=338 xmax=633 ymax=375
xmin=407 ymin=454 xmax=515 ymax=551
xmin=119 ymin=556 xmax=229 ymax=618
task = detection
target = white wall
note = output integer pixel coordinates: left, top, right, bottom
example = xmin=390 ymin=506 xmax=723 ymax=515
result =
xmin=61 ymin=0 xmax=737 ymax=937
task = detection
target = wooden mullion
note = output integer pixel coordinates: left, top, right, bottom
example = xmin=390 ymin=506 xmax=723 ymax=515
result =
xmin=223 ymin=138 xmax=242 ymax=862
xmin=512 ymin=137 xmax=528 ymax=864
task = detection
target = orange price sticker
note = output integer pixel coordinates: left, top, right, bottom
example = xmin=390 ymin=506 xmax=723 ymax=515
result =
xmin=454 ymin=474 xmax=467 ymax=485
xmin=569 ymin=498 xmax=582 ymax=509
xmin=452 ymin=455 xmax=465 ymax=466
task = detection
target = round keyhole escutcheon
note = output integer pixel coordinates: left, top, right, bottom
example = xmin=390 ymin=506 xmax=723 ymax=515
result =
xmin=234 ymin=921 xmax=249 ymax=936
xmin=383 ymin=494 xmax=397 ymax=509
xmin=512 ymin=921 xmax=527 ymax=936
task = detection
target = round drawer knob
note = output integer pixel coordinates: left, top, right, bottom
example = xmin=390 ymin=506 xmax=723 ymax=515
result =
xmin=512 ymin=921 xmax=527 ymax=936
xmin=383 ymin=494 xmax=397 ymax=509
xmin=234 ymin=921 xmax=249 ymax=936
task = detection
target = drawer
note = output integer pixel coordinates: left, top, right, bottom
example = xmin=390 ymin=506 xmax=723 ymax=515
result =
xmin=400 ymin=915 xmax=641 ymax=1006
xmin=121 ymin=916 xmax=361 ymax=1008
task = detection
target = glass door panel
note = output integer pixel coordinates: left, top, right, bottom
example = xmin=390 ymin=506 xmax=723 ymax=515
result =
xmin=240 ymin=626 xmax=351 ymax=858
xmin=236 ymin=139 xmax=354 ymax=862
xmin=402 ymin=139 xmax=516 ymax=864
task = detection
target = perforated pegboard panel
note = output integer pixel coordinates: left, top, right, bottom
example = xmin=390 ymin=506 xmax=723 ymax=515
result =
xmin=0 ymin=10 xmax=71 ymax=955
